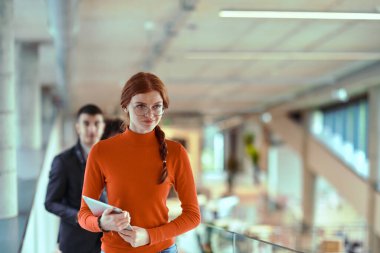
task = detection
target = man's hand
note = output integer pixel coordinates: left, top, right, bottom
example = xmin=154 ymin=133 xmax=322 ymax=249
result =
xmin=99 ymin=208 xmax=131 ymax=232
xmin=118 ymin=226 xmax=150 ymax=247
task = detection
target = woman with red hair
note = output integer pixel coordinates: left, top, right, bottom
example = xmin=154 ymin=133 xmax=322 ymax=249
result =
xmin=78 ymin=72 xmax=201 ymax=253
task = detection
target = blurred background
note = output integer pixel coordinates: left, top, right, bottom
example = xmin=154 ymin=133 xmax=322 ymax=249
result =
xmin=1 ymin=0 xmax=380 ymax=252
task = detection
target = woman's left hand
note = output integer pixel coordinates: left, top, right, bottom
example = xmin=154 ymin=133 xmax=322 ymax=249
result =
xmin=118 ymin=226 xmax=150 ymax=247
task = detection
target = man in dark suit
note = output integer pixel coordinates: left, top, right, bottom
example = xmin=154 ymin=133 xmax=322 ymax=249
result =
xmin=45 ymin=104 xmax=106 ymax=253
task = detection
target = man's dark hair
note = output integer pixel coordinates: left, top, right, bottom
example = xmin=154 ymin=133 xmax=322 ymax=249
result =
xmin=101 ymin=118 xmax=125 ymax=140
xmin=76 ymin=104 xmax=103 ymax=119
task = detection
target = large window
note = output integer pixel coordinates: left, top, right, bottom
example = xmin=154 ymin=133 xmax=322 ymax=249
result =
xmin=201 ymin=125 xmax=224 ymax=173
xmin=311 ymin=97 xmax=369 ymax=178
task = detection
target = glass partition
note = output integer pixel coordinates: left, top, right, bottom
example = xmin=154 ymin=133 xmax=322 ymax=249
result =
xmin=191 ymin=223 xmax=302 ymax=253
xmin=310 ymin=225 xmax=369 ymax=253
xmin=20 ymin=116 xmax=63 ymax=253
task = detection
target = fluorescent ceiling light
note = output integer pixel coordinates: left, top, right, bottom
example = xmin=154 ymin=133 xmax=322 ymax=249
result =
xmin=185 ymin=51 xmax=380 ymax=61
xmin=331 ymin=88 xmax=349 ymax=102
xmin=219 ymin=10 xmax=380 ymax=21
xmin=261 ymin=112 xmax=272 ymax=123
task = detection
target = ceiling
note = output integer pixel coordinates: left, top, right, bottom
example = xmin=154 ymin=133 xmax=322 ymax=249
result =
xmin=14 ymin=0 xmax=380 ymax=122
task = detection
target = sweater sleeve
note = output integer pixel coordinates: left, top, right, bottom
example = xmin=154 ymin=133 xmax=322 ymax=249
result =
xmin=147 ymin=144 xmax=201 ymax=244
xmin=77 ymin=144 xmax=105 ymax=232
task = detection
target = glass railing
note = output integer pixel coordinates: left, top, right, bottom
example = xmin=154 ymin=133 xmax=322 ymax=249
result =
xmin=20 ymin=115 xmax=62 ymax=253
xmin=310 ymin=224 xmax=369 ymax=253
xmin=177 ymin=223 xmax=303 ymax=253
xmin=0 ymin=112 xmax=59 ymax=253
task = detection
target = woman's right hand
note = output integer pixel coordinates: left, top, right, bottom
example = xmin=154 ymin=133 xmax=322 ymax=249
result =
xmin=99 ymin=208 xmax=131 ymax=232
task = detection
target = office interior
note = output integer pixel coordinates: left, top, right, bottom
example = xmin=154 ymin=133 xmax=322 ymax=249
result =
xmin=1 ymin=0 xmax=380 ymax=252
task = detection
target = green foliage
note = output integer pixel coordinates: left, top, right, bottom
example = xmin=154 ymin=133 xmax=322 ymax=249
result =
xmin=244 ymin=133 xmax=260 ymax=165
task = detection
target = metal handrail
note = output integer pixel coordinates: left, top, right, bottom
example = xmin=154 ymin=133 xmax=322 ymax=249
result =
xmin=196 ymin=222 xmax=304 ymax=253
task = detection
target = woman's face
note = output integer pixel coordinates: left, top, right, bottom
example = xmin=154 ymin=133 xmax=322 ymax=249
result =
xmin=127 ymin=90 xmax=164 ymax=134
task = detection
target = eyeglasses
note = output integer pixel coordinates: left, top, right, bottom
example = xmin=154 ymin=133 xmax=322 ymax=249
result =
xmin=133 ymin=104 xmax=164 ymax=116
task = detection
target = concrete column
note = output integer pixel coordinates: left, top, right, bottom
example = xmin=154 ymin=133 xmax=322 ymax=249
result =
xmin=301 ymin=113 xmax=316 ymax=250
xmin=16 ymin=42 xmax=42 ymax=149
xmin=301 ymin=167 xmax=316 ymax=230
xmin=259 ymin=123 xmax=270 ymax=173
xmin=367 ymin=87 xmax=380 ymax=253
xmin=0 ymin=0 xmax=18 ymax=218
xmin=374 ymin=235 xmax=380 ymax=253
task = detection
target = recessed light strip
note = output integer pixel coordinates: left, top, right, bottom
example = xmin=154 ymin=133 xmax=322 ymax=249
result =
xmin=219 ymin=10 xmax=380 ymax=21
xmin=185 ymin=51 xmax=380 ymax=61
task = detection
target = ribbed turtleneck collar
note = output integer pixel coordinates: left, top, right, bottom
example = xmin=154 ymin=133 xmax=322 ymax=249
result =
xmin=122 ymin=127 xmax=157 ymax=146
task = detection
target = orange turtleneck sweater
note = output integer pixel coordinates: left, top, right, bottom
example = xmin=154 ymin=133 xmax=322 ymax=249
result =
xmin=78 ymin=129 xmax=201 ymax=253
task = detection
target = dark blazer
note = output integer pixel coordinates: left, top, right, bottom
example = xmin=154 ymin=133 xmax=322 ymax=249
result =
xmin=45 ymin=141 xmax=105 ymax=253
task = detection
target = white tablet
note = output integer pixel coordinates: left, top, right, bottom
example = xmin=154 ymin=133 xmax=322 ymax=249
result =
xmin=82 ymin=195 xmax=133 ymax=231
